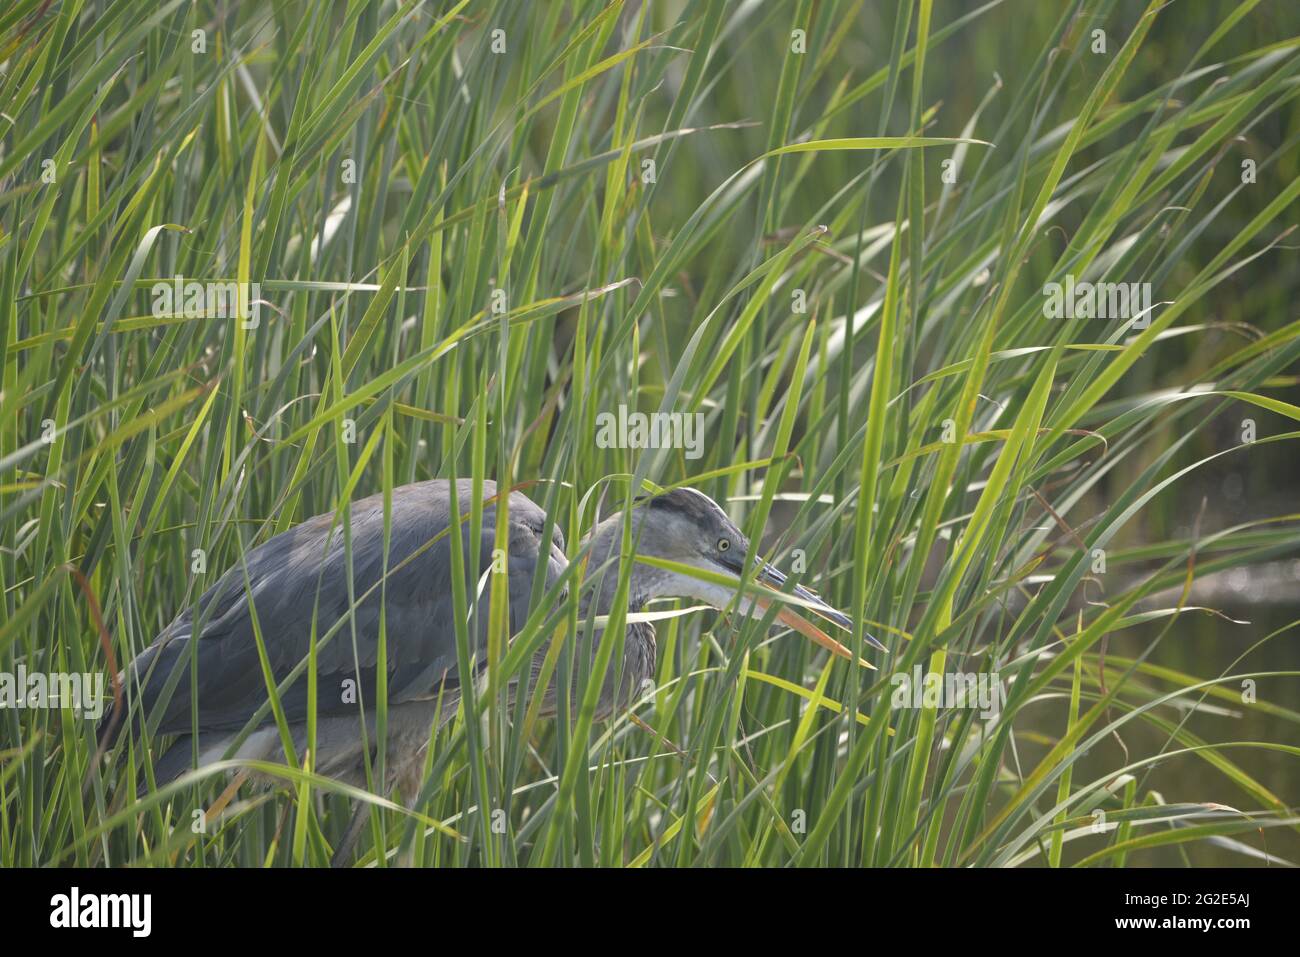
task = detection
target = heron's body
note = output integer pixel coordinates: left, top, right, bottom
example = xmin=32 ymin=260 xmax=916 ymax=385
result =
xmin=111 ymin=479 xmax=873 ymax=809
xmin=117 ymin=480 xmax=653 ymax=793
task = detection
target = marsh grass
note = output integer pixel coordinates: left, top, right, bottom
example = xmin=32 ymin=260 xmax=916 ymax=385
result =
xmin=1 ymin=0 xmax=1298 ymax=867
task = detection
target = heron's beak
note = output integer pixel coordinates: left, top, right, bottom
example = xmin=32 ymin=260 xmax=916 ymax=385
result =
xmin=749 ymin=561 xmax=887 ymax=660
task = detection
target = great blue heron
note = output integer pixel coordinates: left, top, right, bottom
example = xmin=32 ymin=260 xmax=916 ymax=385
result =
xmin=105 ymin=480 xmax=881 ymax=854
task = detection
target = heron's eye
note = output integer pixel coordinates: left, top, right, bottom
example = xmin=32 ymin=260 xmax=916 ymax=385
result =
xmin=717 ymin=538 xmax=730 ymax=552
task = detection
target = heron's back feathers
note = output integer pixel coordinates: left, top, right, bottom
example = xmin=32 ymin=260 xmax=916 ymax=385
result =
xmin=117 ymin=479 xmax=566 ymax=742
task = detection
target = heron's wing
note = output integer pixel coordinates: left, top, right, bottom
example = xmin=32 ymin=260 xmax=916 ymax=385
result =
xmin=123 ymin=479 xmax=567 ymax=735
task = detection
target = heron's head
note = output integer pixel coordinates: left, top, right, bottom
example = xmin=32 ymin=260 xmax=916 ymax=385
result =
xmin=583 ymin=487 xmax=884 ymax=658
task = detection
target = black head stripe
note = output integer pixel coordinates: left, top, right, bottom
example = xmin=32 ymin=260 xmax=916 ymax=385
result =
xmin=646 ymin=487 xmax=724 ymax=525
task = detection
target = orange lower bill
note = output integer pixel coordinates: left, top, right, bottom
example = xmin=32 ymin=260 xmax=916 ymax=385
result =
xmin=755 ymin=597 xmax=876 ymax=670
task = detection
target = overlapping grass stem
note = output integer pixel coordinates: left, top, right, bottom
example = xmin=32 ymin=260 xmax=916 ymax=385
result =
xmin=1 ymin=0 xmax=1297 ymax=867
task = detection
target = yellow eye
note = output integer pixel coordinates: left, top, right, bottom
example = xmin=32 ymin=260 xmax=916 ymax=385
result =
xmin=718 ymin=538 xmax=730 ymax=551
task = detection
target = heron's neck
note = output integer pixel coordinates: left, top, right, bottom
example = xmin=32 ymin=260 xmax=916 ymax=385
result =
xmin=578 ymin=516 xmax=658 ymax=620
xmin=575 ymin=516 xmax=662 ymax=703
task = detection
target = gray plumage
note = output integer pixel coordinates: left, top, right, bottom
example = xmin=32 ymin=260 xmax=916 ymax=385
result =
xmin=109 ymin=480 xmax=869 ymax=801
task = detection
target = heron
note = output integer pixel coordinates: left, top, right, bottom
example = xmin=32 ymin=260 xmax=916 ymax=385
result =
xmin=105 ymin=480 xmax=882 ymax=857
